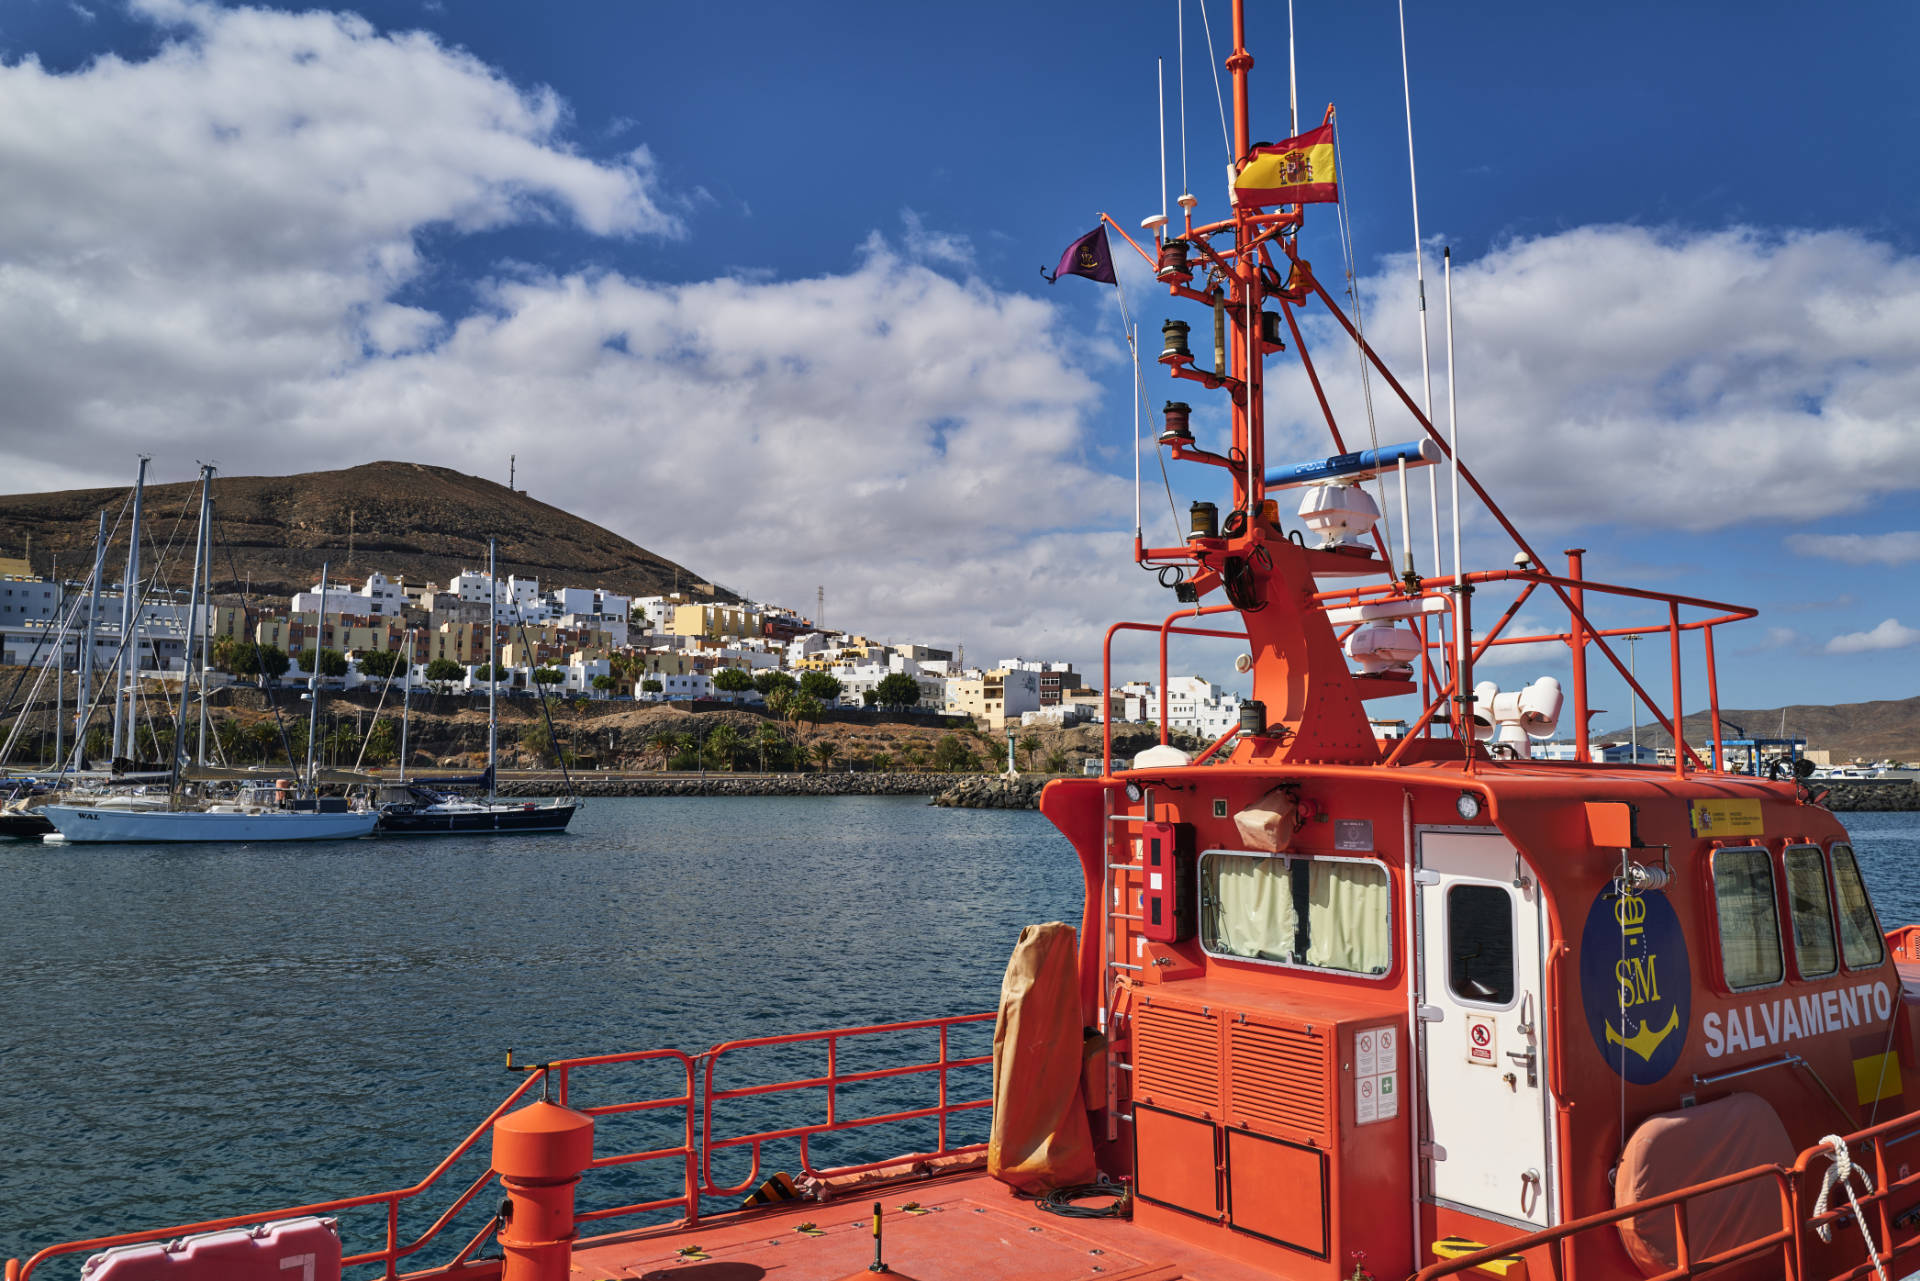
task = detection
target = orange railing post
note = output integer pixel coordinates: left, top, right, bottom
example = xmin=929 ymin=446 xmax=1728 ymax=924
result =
xmin=1567 ymin=549 xmax=1590 ymax=762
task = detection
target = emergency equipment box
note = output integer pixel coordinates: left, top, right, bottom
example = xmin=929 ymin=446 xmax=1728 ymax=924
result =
xmin=1140 ymin=820 xmax=1196 ymax=942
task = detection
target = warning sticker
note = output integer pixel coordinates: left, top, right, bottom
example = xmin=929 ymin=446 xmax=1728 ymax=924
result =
xmin=1467 ymin=1014 xmax=1498 ymax=1066
xmin=1355 ymin=1023 xmax=1400 ymax=1125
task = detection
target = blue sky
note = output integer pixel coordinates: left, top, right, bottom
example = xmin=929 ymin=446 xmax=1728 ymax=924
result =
xmin=0 ymin=0 xmax=1915 ymax=724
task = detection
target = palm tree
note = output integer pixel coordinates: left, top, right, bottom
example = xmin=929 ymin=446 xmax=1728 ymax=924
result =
xmin=705 ymin=722 xmax=743 ymax=771
xmin=1018 ymin=733 xmax=1043 ymax=771
xmin=813 ymin=740 xmax=839 ymax=772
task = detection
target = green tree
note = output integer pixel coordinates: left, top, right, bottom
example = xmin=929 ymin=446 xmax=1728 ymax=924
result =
xmin=211 ymin=635 xmax=245 ymax=674
xmin=812 ymin=740 xmax=839 ymax=772
xmin=711 ymin=668 xmax=754 ymax=700
xmin=358 ymin=650 xmax=407 ymax=680
xmin=592 ymin=674 xmax=615 ymax=694
xmin=757 ymin=722 xmax=794 ymax=771
xmin=874 ymin=672 xmax=920 ymax=711
xmin=641 ymin=678 xmax=664 ymax=696
xmin=309 ymin=648 xmax=348 ymax=679
xmin=363 ymin=718 xmax=398 ymax=767
xmin=1045 ymin=749 xmax=1069 ymax=774
xmin=519 ymin=721 xmax=556 ymax=766
xmin=1018 ymin=733 xmax=1043 ymax=770
xmin=931 ymin=734 xmax=973 ymax=773
xmin=862 ymin=689 xmax=879 ymax=708
xmin=425 ymin=658 xmax=465 ymax=692
xmin=704 ymin=722 xmax=743 ymax=770
xmin=255 ymin=644 xmax=291 ymax=681
xmin=472 ymin=663 xmax=505 ymax=683
xmin=753 ymin=670 xmax=797 ymax=697
xmin=870 ymin=750 xmax=893 ymax=772
xmin=532 ymin=666 xmax=564 ymax=687
xmin=799 ymin=670 xmax=843 ymax=704
xmin=246 ymin=718 xmax=282 ymax=764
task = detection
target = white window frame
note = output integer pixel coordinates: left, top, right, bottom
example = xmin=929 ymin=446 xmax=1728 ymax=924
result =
xmin=1441 ymin=876 xmax=1523 ymax=1013
xmin=1711 ymin=845 xmax=1787 ymax=993
xmin=1196 ymin=848 xmax=1394 ymax=982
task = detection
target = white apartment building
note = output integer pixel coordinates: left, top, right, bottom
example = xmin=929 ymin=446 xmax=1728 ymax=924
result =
xmin=292 ymin=571 xmax=403 ymax=618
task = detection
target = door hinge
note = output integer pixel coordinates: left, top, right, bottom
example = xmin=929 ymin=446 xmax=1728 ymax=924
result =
xmin=1421 ymin=1141 xmax=1448 ymax=1161
xmin=1412 ymin=869 xmax=1441 ymax=886
xmin=1416 ymin=1004 xmax=1445 ymax=1023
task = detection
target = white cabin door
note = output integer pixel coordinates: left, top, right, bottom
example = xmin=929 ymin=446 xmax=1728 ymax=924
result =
xmin=1416 ymin=829 xmax=1554 ymax=1228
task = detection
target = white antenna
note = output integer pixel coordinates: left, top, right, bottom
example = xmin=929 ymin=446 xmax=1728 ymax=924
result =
xmin=1398 ymin=0 xmax=1441 ymax=581
xmin=1157 ymin=58 xmax=1169 ymax=227
xmin=1444 ymin=247 xmax=1466 ymax=721
xmin=1132 ymin=323 xmax=1142 ymax=537
xmin=1287 ymin=0 xmax=1299 ymax=135
xmin=1177 ymin=0 xmax=1191 ymax=205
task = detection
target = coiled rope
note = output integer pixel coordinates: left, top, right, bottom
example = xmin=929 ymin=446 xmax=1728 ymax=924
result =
xmin=1813 ymin=1134 xmax=1887 ymax=1281
xmin=1034 ymin=1177 xmax=1131 ymax=1219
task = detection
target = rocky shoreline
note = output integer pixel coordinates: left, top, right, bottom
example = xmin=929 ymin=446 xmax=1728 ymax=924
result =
xmin=496 ymin=774 xmax=1917 ymax=813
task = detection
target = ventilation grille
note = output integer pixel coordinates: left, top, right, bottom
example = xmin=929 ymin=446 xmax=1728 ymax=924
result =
xmin=1228 ymin=1021 xmax=1330 ymax=1143
xmin=1133 ymin=1004 xmax=1220 ymax=1115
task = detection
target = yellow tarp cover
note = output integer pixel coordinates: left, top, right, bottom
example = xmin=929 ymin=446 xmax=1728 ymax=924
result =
xmin=987 ymin=922 xmax=1097 ymax=1195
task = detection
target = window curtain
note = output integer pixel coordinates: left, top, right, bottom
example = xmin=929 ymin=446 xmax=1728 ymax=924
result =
xmin=1207 ymin=854 xmax=1296 ymax=961
xmin=1306 ymin=862 xmax=1391 ymax=974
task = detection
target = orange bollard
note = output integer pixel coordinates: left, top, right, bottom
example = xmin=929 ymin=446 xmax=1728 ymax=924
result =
xmin=492 ymin=1099 xmax=595 ymax=1281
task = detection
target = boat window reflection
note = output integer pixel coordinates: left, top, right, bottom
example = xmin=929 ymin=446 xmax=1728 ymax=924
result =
xmin=1446 ymin=884 xmax=1515 ymax=1006
xmin=1783 ymin=845 xmax=1838 ymax=979
xmin=1200 ymin=852 xmax=1391 ymax=976
xmin=1712 ymin=847 xmax=1785 ymax=990
xmin=1831 ymin=844 xmax=1885 ymax=970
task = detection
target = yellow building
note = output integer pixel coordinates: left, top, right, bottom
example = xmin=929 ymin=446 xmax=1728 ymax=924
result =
xmin=669 ymin=603 xmax=761 ymax=641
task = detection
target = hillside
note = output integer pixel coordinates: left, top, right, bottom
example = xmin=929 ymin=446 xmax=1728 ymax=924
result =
xmin=0 ymin=461 xmax=727 ymax=604
xmin=1599 ymin=694 xmax=1920 ymax=763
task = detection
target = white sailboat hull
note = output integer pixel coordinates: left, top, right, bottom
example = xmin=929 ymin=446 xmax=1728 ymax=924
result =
xmin=40 ymin=805 xmax=379 ymax=843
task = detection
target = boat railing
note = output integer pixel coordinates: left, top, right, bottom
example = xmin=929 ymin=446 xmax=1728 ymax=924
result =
xmin=6 ymin=1012 xmax=996 ymax=1281
xmin=1098 ymin=558 xmax=1757 ymax=777
xmin=1414 ymin=1110 xmax=1920 ymax=1281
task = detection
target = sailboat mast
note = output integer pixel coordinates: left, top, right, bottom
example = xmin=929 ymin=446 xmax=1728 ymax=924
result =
xmin=73 ymin=510 xmax=107 ymax=771
xmin=398 ymin=651 xmax=411 ymax=784
xmin=171 ymin=464 xmax=211 ymax=800
xmin=306 ymin=562 xmax=329 ymax=791
xmin=195 ymin=489 xmax=214 ymax=766
xmin=113 ymin=455 xmax=149 ymax=763
xmin=487 ymin=538 xmax=497 ymax=803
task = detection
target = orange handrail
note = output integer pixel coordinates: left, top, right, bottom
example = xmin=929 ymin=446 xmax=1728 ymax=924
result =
xmin=10 ymin=1013 xmax=997 ymax=1281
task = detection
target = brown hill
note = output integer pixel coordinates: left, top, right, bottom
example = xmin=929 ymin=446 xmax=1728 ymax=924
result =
xmin=0 ymin=460 xmax=725 ymax=604
xmin=1600 ymin=694 xmax=1920 ymax=763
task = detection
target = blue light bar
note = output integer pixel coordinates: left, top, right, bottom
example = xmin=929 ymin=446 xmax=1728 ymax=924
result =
xmin=1263 ymin=439 xmax=1442 ymax=489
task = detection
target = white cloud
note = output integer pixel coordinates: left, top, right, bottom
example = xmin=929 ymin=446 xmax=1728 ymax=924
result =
xmin=1787 ymin=531 xmax=1920 ymax=566
xmin=1826 ymin=618 xmax=1920 ymax=653
xmin=1270 ymin=225 xmax=1920 ymax=535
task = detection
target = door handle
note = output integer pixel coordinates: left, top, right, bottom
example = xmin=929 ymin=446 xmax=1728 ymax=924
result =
xmin=1505 ymin=1046 xmax=1538 ymax=1088
xmin=1520 ymin=1167 xmax=1542 ymax=1217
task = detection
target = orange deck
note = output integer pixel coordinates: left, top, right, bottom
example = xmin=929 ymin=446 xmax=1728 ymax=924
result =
xmin=568 ymin=1170 xmax=1273 ymax=1281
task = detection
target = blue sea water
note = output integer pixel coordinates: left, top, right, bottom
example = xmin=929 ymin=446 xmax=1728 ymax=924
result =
xmin=1 ymin=801 xmax=1915 ymax=1271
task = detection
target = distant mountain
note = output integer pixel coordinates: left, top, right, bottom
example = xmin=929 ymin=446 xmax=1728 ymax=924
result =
xmin=0 ymin=460 xmax=728 ymax=605
xmin=1597 ymin=694 xmax=1920 ymax=763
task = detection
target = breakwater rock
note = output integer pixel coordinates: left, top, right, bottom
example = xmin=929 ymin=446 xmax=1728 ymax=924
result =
xmin=496 ymin=772 xmax=959 ymax=799
xmin=930 ymin=775 xmax=1056 ymax=809
xmin=1821 ymin=781 xmax=1920 ymax=812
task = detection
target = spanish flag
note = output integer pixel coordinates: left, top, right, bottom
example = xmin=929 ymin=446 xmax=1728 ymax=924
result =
xmin=1233 ymin=123 xmax=1337 ymax=209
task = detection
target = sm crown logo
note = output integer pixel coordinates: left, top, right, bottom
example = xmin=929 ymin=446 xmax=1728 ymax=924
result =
xmin=1614 ymin=892 xmax=1648 ymax=937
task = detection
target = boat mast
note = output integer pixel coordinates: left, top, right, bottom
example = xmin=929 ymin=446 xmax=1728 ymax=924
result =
xmin=112 ymin=455 xmax=149 ymax=764
xmin=398 ymin=640 xmax=411 ymax=784
xmin=72 ymin=510 xmax=107 ymax=771
xmin=170 ymin=464 xmax=212 ymax=803
xmin=487 ymin=537 xmax=497 ymax=803
xmin=195 ymin=490 xmax=215 ymax=766
xmin=306 ymin=561 xmax=329 ymax=792
xmin=54 ymin=573 xmax=64 ymax=770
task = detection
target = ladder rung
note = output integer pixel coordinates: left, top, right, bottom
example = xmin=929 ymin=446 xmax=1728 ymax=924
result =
xmin=1106 ymin=862 xmax=1140 ymax=871
xmin=1112 ymin=913 xmax=1142 ymax=921
xmin=1110 ymin=962 xmax=1143 ymax=971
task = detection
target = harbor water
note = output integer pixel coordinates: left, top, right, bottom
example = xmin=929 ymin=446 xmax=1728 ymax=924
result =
xmin=2 ymin=801 xmax=1916 ymax=1269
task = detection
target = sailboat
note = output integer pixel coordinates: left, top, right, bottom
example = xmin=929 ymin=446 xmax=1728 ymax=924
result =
xmin=375 ymin=537 xmax=575 ymax=835
xmin=40 ymin=465 xmax=380 ymax=843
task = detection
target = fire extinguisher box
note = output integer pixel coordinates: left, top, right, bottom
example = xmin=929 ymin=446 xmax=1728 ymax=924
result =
xmin=1140 ymin=820 xmax=1195 ymax=942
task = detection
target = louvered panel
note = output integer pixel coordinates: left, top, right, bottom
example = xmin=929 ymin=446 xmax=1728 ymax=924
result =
xmin=1133 ymin=1003 xmax=1220 ymax=1116
xmin=1228 ymin=1021 xmax=1330 ymax=1144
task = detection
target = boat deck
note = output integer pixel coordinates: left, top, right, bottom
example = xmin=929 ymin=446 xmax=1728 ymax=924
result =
xmin=569 ymin=1169 xmax=1270 ymax=1281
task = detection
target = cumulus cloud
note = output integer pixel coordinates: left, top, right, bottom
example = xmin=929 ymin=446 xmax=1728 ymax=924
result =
xmin=1269 ymin=225 xmax=1920 ymax=534
xmin=1787 ymin=531 xmax=1920 ymax=566
xmin=1826 ymin=618 xmax=1920 ymax=653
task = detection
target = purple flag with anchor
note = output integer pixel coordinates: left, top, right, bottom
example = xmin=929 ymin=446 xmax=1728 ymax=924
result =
xmin=1043 ymin=224 xmax=1117 ymax=285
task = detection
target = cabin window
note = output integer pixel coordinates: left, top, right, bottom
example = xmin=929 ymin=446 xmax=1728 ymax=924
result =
xmin=1712 ymin=847 xmax=1784 ymax=990
xmin=1831 ymin=844 xmax=1884 ymax=970
xmin=1199 ymin=852 xmax=1391 ymax=976
xmin=1783 ymin=845 xmax=1838 ymax=978
xmin=1446 ymin=884 xmax=1515 ymax=1006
